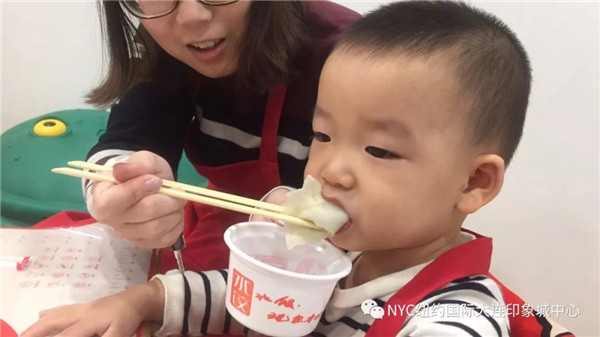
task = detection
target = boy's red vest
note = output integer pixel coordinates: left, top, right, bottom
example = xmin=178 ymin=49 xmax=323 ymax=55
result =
xmin=366 ymin=230 xmax=574 ymax=337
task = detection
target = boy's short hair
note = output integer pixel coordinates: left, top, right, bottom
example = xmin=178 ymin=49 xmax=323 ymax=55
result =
xmin=335 ymin=1 xmax=531 ymax=166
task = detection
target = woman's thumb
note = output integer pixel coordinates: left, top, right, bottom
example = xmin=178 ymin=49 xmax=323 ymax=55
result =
xmin=112 ymin=162 xmax=154 ymax=183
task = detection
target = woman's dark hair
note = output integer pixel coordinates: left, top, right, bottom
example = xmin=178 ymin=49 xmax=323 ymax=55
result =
xmin=87 ymin=1 xmax=309 ymax=107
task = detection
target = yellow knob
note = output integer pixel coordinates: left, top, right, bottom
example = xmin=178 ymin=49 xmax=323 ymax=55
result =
xmin=33 ymin=118 xmax=68 ymax=137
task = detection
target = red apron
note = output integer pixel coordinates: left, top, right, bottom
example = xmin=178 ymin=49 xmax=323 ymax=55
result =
xmin=159 ymin=86 xmax=286 ymax=274
xmin=366 ymin=230 xmax=575 ymax=337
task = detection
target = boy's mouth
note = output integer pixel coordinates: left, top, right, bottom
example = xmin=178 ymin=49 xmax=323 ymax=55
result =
xmin=321 ymin=195 xmax=352 ymax=235
xmin=336 ymin=221 xmax=352 ymax=234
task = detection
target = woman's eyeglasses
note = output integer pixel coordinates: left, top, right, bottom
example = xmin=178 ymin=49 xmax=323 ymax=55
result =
xmin=120 ymin=0 xmax=239 ymax=20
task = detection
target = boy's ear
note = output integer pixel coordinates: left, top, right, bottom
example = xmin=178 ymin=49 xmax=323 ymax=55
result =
xmin=456 ymin=154 xmax=505 ymax=214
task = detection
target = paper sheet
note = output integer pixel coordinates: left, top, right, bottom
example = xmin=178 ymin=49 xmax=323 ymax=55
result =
xmin=0 ymin=223 xmax=154 ymax=334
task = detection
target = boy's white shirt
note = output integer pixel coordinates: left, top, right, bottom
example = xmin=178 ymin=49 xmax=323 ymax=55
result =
xmin=153 ymin=232 xmax=510 ymax=336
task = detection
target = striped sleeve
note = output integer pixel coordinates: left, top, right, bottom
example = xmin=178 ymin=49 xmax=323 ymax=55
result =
xmin=153 ymin=269 xmax=246 ymax=336
xmin=398 ymin=276 xmax=510 ymax=337
xmin=81 ymin=150 xmax=132 ymax=203
xmin=82 ymin=151 xmax=133 ymax=221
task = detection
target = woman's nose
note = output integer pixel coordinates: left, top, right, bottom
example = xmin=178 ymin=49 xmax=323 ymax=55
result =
xmin=173 ymin=0 xmax=213 ymax=25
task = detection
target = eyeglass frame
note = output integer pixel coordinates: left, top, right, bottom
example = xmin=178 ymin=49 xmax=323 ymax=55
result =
xmin=120 ymin=0 xmax=240 ymax=20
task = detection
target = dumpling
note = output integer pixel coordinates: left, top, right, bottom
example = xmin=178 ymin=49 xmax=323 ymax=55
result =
xmin=284 ymin=175 xmax=349 ymax=249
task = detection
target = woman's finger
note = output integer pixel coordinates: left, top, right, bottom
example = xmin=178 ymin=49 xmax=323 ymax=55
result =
xmin=114 ymin=210 xmax=184 ymax=244
xmin=20 ymin=311 xmax=78 ymax=337
xmin=91 ymin=174 xmax=163 ymax=220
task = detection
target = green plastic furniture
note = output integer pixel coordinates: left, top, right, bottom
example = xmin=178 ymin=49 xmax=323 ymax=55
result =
xmin=1 ymin=109 xmax=207 ymax=227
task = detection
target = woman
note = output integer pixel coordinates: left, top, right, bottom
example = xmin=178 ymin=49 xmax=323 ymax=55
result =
xmin=84 ymin=0 xmax=360 ymax=272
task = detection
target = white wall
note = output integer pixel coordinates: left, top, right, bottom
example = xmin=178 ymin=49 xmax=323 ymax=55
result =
xmin=2 ymin=1 xmax=599 ymax=335
xmin=2 ymin=1 xmax=103 ymax=131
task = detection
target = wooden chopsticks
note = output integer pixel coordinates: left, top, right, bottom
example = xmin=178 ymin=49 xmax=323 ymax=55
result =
xmin=52 ymin=161 xmax=319 ymax=230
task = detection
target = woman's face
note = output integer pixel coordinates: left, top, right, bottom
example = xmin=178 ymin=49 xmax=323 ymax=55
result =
xmin=140 ymin=0 xmax=251 ymax=78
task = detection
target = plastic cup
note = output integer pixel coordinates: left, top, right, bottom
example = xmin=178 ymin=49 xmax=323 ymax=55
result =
xmin=224 ymin=221 xmax=352 ymax=337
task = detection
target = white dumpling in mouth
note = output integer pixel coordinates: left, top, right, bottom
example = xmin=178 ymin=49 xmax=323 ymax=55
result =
xmin=284 ymin=175 xmax=349 ymax=249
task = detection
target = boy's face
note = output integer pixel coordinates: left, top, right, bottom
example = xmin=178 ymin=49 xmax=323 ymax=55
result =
xmin=305 ymin=50 xmax=477 ymax=253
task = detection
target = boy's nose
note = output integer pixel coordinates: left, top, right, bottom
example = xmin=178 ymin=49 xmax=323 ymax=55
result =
xmin=319 ymin=155 xmax=355 ymax=191
xmin=174 ymin=0 xmax=213 ymax=24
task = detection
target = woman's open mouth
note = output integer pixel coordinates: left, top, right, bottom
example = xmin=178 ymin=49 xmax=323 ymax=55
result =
xmin=188 ymin=38 xmax=226 ymax=61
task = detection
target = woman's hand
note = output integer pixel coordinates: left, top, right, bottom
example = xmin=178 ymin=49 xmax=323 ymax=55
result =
xmin=20 ymin=279 xmax=165 ymax=337
xmin=249 ymin=186 xmax=293 ymax=225
xmin=89 ymin=150 xmax=186 ymax=248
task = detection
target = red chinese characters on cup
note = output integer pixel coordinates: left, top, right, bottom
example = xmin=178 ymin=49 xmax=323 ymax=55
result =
xmin=230 ymin=268 xmax=326 ymax=325
xmin=230 ymin=269 xmax=254 ymax=316
xmin=256 ymin=292 xmax=323 ymax=324
xmin=266 ymin=312 xmax=322 ymax=324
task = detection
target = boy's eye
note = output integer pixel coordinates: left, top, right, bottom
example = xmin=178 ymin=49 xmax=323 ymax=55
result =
xmin=365 ymin=146 xmax=400 ymax=159
xmin=312 ymin=132 xmax=331 ymax=143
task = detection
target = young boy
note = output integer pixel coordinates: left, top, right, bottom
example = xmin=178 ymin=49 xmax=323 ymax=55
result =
xmin=21 ymin=2 xmax=573 ymax=337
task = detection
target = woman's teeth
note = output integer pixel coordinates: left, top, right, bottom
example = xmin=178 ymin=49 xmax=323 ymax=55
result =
xmin=190 ymin=39 xmax=222 ymax=51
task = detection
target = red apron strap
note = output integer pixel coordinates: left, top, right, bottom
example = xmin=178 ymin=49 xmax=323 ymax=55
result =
xmin=367 ymin=235 xmax=493 ymax=337
xmin=260 ymin=85 xmax=287 ymax=164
